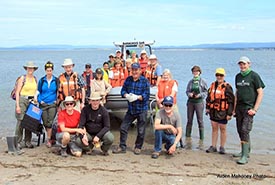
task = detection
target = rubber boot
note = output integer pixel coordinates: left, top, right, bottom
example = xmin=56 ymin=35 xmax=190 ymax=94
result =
xmin=237 ymin=143 xmax=249 ymax=165
xmin=233 ymin=141 xmax=250 ymax=158
xmin=197 ymin=128 xmax=204 ymax=150
xmin=7 ymin=136 xmax=24 ymax=155
xmin=184 ymin=137 xmax=192 ymax=149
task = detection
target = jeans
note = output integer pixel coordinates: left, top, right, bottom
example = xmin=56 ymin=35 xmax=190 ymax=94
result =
xmin=154 ymin=130 xmax=175 ymax=152
xmin=119 ymin=111 xmax=147 ymax=150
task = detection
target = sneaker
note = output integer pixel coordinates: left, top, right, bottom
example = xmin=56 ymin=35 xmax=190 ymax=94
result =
xmin=60 ymin=147 xmax=68 ymax=157
xmin=25 ymin=142 xmax=34 ymax=149
xmin=112 ymin=146 xmax=126 ymax=154
xmin=151 ymin=152 xmax=160 ymax=159
xmin=133 ymin=148 xmax=141 ymax=155
xmin=206 ymin=146 xmax=217 ymax=153
xmin=219 ymin=146 xmax=226 ymax=154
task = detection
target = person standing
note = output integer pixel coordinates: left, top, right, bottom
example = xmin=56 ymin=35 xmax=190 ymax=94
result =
xmin=185 ymin=65 xmax=208 ymax=150
xmin=37 ymin=61 xmax=59 ymax=148
xmin=145 ymin=54 xmax=163 ymax=86
xmin=81 ymin=63 xmax=93 ymax=104
xmin=15 ymin=61 xmax=38 ymax=149
xmin=151 ymin=96 xmax=182 ymax=159
xmin=112 ymin=63 xmax=150 ymax=155
xmin=205 ymin=68 xmax=235 ymax=154
xmin=75 ymin=92 xmax=114 ymax=156
xmin=58 ymin=58 xmax=86 ymax=112
xmin=233 ymin=56 xmax=265 ymax=165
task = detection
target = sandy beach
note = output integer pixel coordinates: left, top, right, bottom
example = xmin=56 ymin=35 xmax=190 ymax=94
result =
xmin=0 ymin=123 xmax=275 ymax=185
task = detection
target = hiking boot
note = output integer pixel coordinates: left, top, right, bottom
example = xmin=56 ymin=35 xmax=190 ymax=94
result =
xmin=112 ymin=146 xmax=126 ymax=154
xmin=151 ymin=152 xmax=160 ymax=159
xmin=206 ymin=146 xmax=217 ymax=153
xmin=219 ymin=146 xmax=225 ymax=154
xmin=101 ymin=151 xmax=109 ymax=156
xmin=133 ymin=148 xmax=141 ymax=155
xmin=25 ymin=142 xmax=34 ymax=149
xmin=60 ymin=147 xmax=68 ymax=157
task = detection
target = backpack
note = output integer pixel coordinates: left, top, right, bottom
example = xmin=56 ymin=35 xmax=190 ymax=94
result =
xmin=10 ymin=75 xmax=37 ymax=100
xmin=10 ymin=75 xmax=26 ymax=100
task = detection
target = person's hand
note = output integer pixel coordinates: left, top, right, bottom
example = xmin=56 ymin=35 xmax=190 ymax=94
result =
xmin=188 ymin=92 xmax=194 ymax=98
xmin=169 ymin=125 xmax=178 ymax=135
xmin=226 ymin=115 xmax=232 ymax=120
xmin=126 ymin=93 xmax=138 ymax=102
xmin=16 ymin=106 xmax=21 ymax=114
xmin=81 ymin=134 xmax=89 ymax=146
xmin=247 ymin=109 xmax=256 ymax=116
xmin=76 ymin=128 xmax=86 ymax=135
xmin=93 ymin=136 xmax=100 ymax=143
xmin=80 ymin=102 xmax=85 ymax=110
xmin=168 ymin=144 xmax=176 ymax=154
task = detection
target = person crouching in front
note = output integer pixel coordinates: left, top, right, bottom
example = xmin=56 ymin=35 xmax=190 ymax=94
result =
xmin=56 ymin=96 xmax=85 ymax=157
xmin=151 ymin=96 xmax=182 ymax=159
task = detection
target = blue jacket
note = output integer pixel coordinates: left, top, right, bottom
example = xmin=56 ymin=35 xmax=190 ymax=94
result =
xmin=37 ymin=75 xmax=58 ymax=104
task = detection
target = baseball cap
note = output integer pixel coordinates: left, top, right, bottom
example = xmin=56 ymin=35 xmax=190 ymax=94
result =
xmin=238 ymin=56 xmax=251 ymax=64
xmin=162 ymin=96 xmax=174 ymax=105
xmin=131 ymin=63 xmax=140 ymax=69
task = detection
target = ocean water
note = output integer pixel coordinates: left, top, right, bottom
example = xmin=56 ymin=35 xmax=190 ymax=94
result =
xmin=0 ymin=48 xmax=274 ymax=154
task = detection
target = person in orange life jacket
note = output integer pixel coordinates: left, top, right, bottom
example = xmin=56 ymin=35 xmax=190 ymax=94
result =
xmin=185 ymin=65 xmax=208 ymax=150
xmin=58 ymin=58 xmax=86 ymax=112
xmin=139 ymin=50 xmax=149 ymax=76
xmin=81 ymin=63 xmax=94 ymax=105
xmin=102 ymin=62 xmax=110 ymax=84
xmin=108 ymin=53 xmax=115 ymax=68
xmin=109 ymin=61 xmax=125 ymax=87
xmin=37 ymin=61 xmax=59 ymax=148
xmin=56 ymin=96 xmax=85 ymax=157
xmin=124 ymin=58 xmax=133 ymax=79
xmin=156 ymin=69 xmax=178 ymax=109
xmin=15 ymin=61 xmax=38 ymax=149
xmin=205 ymin=68 xmax=235 ymax=154
xmin=145 ymin=54 xmax=163 ymax=86
xmin=115 ymin=50 xmax=125 ymax=67
xmin=91 ymin=68 xmax=112 ymax=105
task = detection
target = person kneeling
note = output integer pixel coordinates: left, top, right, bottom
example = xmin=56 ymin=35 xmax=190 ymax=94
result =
xmin=76 ymin=92 xmax=114 ymax=156
xmin=56 ymin=96 xmax=85 ymax=157
xmin=151 ymin=96 xmax=182 ymax=159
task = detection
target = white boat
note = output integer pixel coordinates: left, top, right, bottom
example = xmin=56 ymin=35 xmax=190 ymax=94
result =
xmin=105 ymin=41 xmax=157 ymax=123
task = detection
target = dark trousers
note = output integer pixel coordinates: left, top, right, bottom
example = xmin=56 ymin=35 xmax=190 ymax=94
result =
xmin=186 ymin=102 xmax=204 ymax=137
xmin=119 ymin=111 xmax=147 ymax=150
xmin=236 ymin=108 xmax=254 ymax=142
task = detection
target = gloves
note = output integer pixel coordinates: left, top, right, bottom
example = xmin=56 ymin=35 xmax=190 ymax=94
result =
xmin=126 ymin=93 xmax=139 ymax=102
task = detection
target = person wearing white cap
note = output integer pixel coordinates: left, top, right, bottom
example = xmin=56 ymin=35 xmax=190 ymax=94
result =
xmin=139 ymin=50 xmax=148 ymax=76
xmin=58 ymin=58 xmax=86 ymax=112
xmin=145 ymin=54 xmax=163 ymax=86
xmin=233 ymin=56 xmax=265 ymax=165
xmin=15 ymin=61 xmax=38 ymax=149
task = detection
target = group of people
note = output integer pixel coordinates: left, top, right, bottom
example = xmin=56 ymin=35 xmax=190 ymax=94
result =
xmin=14 ymin=52 xmax=264 ymax=165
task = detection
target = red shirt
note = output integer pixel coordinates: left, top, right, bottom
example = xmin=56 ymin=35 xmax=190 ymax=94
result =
xmin=57 ymin=109 xmax=80 ymax=133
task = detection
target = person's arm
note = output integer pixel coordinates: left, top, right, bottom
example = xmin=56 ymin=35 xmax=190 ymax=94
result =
xmin=248 ymin=88 xmax=263 ymax=115
xmin=225 ymin=84 xmax=235 ymax=117
xmin=15 ymin=76 xmax=24 ymax=114
xmin=104 ymin=80 xmax=112 ymax=94
xmin=95 ymin=108 xmax=110 ymax=139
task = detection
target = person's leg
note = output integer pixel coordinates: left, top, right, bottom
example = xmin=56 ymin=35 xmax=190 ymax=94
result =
xmin=46 ymin=105 xmax=57 ymax=143
xmin=186 ymin=102 xmax=195 ymax=137
xmin=211 ymin=121 xmax=219 ymax=147
xmin=195 ymin=102 xmax=204 ymax=149
xmin=101 ymin=131 xmax=114 ymax=153
xmin=135 ymin=112 xmax=147 ymax=150
xmin=233 ymin=108 xmax=245 ymax=157
xmin=163 ymin=134 xmax=176 ymax=152
xmin=153 ymin=130 xmax=164 ymax=152
xmin=118 ymin=112 xmax=135 ymax=150
xmin=220 ymin=124 xmax=227 ymax=148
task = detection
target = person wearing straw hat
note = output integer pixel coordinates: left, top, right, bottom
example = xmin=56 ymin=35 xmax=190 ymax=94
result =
xmin=58 ymin=58 xmax=86 ymax=112
xmin=233 ymin=56 xmax=265 ymax=165
xmin=15 ymin=61 xmax=38 ymax=149
xmin=56 ymin=96 xmax=84 ymax=157
xmin=76 ymin=92 xmax=114 ymax=156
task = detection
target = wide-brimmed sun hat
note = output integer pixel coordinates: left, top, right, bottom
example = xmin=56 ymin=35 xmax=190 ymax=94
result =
xmin=89 ymin=92 xmax=102 ymax=100
xmin=63 ymin=96 xmax=76 ymax=106
xmin=62 ymin=58 xmax=74 ymax=67
xmin=23 ymin=61 xmax=38 ymax=71
xmin=238 ymin=56 xmax=251 ymax=64
xmin=149 ymin=54 xmax=157 ymax=60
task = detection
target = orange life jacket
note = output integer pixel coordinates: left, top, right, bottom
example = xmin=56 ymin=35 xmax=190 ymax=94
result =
xmin=145 ymin=65 xmax=158 ymax=86
xmin=139 ymin=58 xmax=148 ymax=75
xmin=157 ymin=79 xmax=178 ymax=104
xmin=207 ymin=81 xmax=229 ymax=111
xmin=58 ymin=72 xmax=82 ymax=101
xmin=124 ymin=67 xmax=132 ymax=79
xmin=110 ymin=67 xmax=124 ymax=87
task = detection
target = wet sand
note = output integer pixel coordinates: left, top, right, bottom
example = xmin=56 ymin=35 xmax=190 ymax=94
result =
xmin=0 ymin=122 xmax=275 ymax=185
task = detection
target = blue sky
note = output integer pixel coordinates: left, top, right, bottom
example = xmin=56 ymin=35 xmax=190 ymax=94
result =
xmin=1 ymin=0 xmax=275 ymax=47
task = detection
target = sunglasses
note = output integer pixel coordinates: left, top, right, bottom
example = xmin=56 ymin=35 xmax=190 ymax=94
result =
xmin=65 ymin=102 xmax=74 ymax=106
xmin=215 ymin=74 xmax=224 ymax=77
xmin=164 ymin=104 xmax=173 ymax=107
xmin=46 ymin=63 xmax=53 ymax=67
